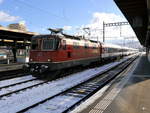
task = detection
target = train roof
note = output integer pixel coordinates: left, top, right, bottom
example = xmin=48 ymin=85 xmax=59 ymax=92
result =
xmin=32 ymin=34 xmax=100 ymax=43
xmin=102 ymin=43 xmax=138 ymax=50
xmin=32 ymin=34 xmax=60 ymax=39
xmin=102 ymin=43 xmax=122 ymax=48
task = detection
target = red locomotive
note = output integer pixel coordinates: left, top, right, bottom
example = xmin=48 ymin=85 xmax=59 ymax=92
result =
xmin=24 ymin=28 xmax=137 ymax=77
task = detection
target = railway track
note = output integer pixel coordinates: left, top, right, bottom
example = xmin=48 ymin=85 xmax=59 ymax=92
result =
xmin=16 ymin=55 xmax=137 ymax=113
xmin=0 ymin=72 xmax=66 ymax=98
xmin=0 ymin=79 xmax=48 ymax=98
xmin=0 ymin=69 xmax=29 ymax=81
xmin=0 ymin=75 xmax=35 ymax=88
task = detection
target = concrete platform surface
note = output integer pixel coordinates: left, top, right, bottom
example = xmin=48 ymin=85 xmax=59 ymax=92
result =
xmin=0 ymin=63 xmax=23 ymax=72
xmin=74 ymin=54 xmax=150 ymax=113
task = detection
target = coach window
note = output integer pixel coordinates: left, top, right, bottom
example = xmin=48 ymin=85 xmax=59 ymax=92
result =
xmin=62 ymin=40 xmax=66 ymax=50
xmin=107 ymin=48 xmax=110 ymax=53
xmin=84 ymin=43 xmax=89 ymax=49
xmin=93 ymin=45 xmax=96 ymax=49
xmin=109 ymin=48 xmax=112 ymax=53
xmin=73 ymin=42 xmax=79 ymax=49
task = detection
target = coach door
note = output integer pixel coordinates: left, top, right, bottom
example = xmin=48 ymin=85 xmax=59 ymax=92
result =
xmin=67 ymin=46 xmax=72 ymax=58
xmin=62 ymin=40 xmax=71 ymax=58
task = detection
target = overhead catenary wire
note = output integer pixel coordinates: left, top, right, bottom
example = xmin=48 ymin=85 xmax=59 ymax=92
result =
xmin=15 ymin=0 xmax=68 ymax=21
xmin=7 ymin=0 xmax=68 ymax=33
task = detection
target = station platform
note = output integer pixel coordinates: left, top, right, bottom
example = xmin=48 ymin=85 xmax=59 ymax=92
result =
xmin=0 ymin=63 xmax=23 ymax=72
xmin=72 ymin=53 xmax=150 ymax=113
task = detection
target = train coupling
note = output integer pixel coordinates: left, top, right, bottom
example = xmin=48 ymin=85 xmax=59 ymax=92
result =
xmin=23 ymin=64 xmax=30 ymax=72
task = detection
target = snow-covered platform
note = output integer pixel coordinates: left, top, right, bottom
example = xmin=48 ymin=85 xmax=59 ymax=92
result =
xmin=72 ymin=53 xmax=150 ymax=113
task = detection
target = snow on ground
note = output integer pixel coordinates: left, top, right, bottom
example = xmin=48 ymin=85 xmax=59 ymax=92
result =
xmin=0 ymin=79 xmax=44 ymax=96
xmin=26 ymin=55 xmax=136 ymax=113
xmin=0 ymin=56 xmax=132 ymax=113
xmin=0 ymin=75 xmax=34 ymax=88
xmin=27 ymin=95 xmax=81 ymax=113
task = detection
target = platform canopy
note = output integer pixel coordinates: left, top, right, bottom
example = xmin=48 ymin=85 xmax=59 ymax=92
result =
xmin=0 ymin=26 xmax=38 ymax=48
xmin=0 ymin=26 xmax=37 ymax=41
xmin=114 ymin=0 xmax=148 ymax=46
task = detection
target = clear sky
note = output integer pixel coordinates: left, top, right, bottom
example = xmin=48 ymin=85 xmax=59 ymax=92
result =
xmin=0 ymin=0 xmax=125 ymax=33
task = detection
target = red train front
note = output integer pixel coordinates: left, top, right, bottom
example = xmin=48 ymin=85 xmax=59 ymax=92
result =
xmin=26 ymin=32 xmax=102 ymax=75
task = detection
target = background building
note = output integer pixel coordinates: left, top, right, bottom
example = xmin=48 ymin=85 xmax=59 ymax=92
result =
xmin=7 ymin=22 xmax=27 ymax=31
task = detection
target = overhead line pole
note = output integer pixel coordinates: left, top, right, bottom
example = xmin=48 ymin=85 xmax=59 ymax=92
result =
xmin=103 ymin=21 xmax=105 ymax=42
xmin=103 ymin=21 xmax=129 ymax=43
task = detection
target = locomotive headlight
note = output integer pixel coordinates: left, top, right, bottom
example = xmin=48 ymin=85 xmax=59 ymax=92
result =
xmin=48 ymin=59 xmax=51 ymax=62
xmin=30 ymin=59 xmax=33 ymax=61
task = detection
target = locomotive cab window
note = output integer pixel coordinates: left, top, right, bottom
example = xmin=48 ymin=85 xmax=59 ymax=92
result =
xmin=31 ymin=39 xmax=40 ymax=50
xmin=43 ymin=38 xmax=59 ymax=50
